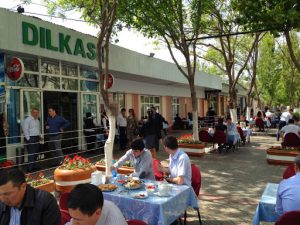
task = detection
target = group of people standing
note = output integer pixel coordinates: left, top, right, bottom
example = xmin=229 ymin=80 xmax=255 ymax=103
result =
xmin=23 ymin=107 xmax=70 ymax=172
xmin=117 ymin=106 xmax=164 ymax=158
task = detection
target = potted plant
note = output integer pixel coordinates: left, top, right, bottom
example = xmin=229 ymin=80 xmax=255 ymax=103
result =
xmin=54 ymin=155 xmax=96 ymax=192
xmin=95 ymin=159 xmax=134 ymax=175
xmin=266 ymin=146 xmax=300 ymax=165
xmin=26 ymin=172 xmax=54 ymax=193
xmin=177 ymin=134 xmax=205 ymax=157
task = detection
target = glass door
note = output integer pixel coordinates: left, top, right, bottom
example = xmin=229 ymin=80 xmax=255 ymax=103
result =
xmin=80 ymin=93 xmax=99 ymax=150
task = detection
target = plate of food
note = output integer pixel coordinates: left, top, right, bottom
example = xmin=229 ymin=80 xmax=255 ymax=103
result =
xmin=123 ymin=178 xmax=143 ymax=190
xmin=98 ymin=184 xmax=118 ymax=192
xmin=133 ymin=192 xmax=148 ymax=199
xmin=117 ymin=179 xmax=126 ymax=184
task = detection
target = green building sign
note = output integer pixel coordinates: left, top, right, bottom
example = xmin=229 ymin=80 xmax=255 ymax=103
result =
xmin=22 ymin=21 xmax=99 ymax=61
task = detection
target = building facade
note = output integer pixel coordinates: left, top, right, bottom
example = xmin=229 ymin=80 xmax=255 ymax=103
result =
xmin=0 ymin=8 xmax=225 ymax=161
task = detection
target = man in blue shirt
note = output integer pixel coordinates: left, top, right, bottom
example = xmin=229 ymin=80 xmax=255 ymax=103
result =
xmin=157 ymin=135 xmax=191 ymax=186
xmin=46 ymin=106 xmax=70 ymax=166
xmin=276 ymin=154 xmax=300 ymax=216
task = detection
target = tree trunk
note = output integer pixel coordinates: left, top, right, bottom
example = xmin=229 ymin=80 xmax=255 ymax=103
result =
xmin=189 ymin=79 xmax=199 ymax=141
xmin=104 ymin=112 xmax=115 ymax=176
xmin=246 ymin=107 xmax=251 ymax=121
xmin=228 ymin=87 xmax=238 ymax=122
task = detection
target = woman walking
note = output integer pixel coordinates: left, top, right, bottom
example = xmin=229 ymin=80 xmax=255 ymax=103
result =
xmin=127 ymin=109 xmax=138 ymax=146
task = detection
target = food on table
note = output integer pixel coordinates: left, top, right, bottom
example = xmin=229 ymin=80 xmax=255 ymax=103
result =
xmin=134 ymin=193 xmax=147 ymax=199
xmin=117 ymin=179 xmax=126 ymax=184
xmin=124 ymin=178 xmax=142 ymax=189
xmin=98 ymin=184 xmax=118 ymax=191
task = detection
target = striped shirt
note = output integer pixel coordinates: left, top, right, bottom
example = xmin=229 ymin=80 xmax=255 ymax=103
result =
xmin=9 ymin=207 xmax=22 ymax=225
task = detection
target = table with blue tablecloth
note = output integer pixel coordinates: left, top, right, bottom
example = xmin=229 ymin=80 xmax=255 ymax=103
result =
xmin=253 ymin=183 xmax=280 ymax=225
xmin=103 ymin=181 xmax=199 ymax=225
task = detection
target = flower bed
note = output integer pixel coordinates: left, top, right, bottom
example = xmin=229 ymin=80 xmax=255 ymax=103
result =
xmin=95 ymin=160 xmax=134 ymax=175
xmin=54 ymin=155 xmax=95 ymax=192
xmin=266 ymin=146 xmax=300 ymax=165
xmin=177 ymin=134 xmax=205 ymax=157
xmin=26 ymin=172 xmax=54 ymax=193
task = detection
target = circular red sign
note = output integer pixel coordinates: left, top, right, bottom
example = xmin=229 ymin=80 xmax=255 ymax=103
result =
xmin=7 ymin=58 xmax=24 ymax=81
xmin=103 ymin=73 xmax=114 ymax=89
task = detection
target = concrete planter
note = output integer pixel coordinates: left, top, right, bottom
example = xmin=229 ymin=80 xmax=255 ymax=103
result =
xmin=54 ymin=166 xmax=96 ymax=192
xmin=266 ymin=146 xmax=300 ymax=165
xmin=178 ymin=143 xmax=206 ymax=157
xmin=95 ymin=163 xmax=134 ymax=175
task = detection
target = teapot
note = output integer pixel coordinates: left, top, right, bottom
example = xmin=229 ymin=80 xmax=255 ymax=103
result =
xmin=158 ymin=183 xmax=171 ymax=196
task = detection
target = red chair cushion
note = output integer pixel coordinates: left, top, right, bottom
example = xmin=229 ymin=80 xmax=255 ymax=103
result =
xmin=152 ymin=159 xmax=164 ymax=181
xmin=255 ymin=118 xmax=264 ymax=127
xmin=236 ymin=126 xmax=245 ymax=138
xmin=191 ymin=164 xmax=201 ymax=196
xmin=283 ymin=164 xmax=296 ymax=179
xmin=60 ymin=209 xmax=71 ymax=225
xmin=275 ymin=210 xmax=300 ymax=225
xmin=59 ymin=192 xmax=70 ymax=211
xmin=127 ymin=219 xmax=148 ymax=225
xmin=283 ymin=133 xmax=300 ymax=148
xmin=213 ymin=130 xmax=227 ymax=144
xmin=199 ymin=130 xmax=212 ymax=143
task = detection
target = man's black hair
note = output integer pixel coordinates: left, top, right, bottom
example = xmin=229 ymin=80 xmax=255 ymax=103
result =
xmin=68 ymin=184 xmax=104 ymax=216
xmin=121 ymin=108 xmax=126 ymax=112
xmin=131 ymin=138 xmax=145 ymax=151
xmin=288 ymin=119 xmax=295 ymax=124
xmin=163 ymin=135 xmax=178 ymax=150
xmin=0 ymin=168 xmax=26 ymax=187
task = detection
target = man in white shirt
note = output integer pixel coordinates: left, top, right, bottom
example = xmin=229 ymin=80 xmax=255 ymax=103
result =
xmin=23 ymin=108 xmax=41 ymax=172
xmin=280 ymin=119 xmax=300 ymax=138
xmin=117 ymin=108 xmax=127 ymax=150
xmin=66 ymin=184 xmax=127 ymax=225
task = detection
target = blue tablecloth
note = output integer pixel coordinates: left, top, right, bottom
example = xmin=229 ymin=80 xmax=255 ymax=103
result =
xmin=103 ymin=181 xmax=199 ymax=225
xmin=253 ymin=183 xmax=280 ymax=225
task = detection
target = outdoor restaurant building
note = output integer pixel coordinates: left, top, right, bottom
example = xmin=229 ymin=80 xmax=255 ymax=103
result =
xmin=0 ymin=8 xmax=238 ymax=161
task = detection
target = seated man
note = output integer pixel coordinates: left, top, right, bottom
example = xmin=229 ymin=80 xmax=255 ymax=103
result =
xmin=276 ymin=154 xmax=300 ymax=216
xmin=157 ymin=135 xmax=191 ymax=186
xmin=66 ymin=183 xmax=127 ymax=225
xmin=111 ymin=138 xmax=155 ymax=180
xmin=280 ymin=119 xmax=300 ymax=139
xmin=226 ymin=117 xmax=237 ymax=148
xmin=0 ymin=168 xmax=60 ymax=225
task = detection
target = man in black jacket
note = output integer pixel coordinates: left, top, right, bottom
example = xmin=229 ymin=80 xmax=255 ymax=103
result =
xmin=0 ymin=168 xmax=61 ymax=225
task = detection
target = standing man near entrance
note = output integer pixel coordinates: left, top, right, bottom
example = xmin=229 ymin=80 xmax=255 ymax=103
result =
xmin=117 ymin=108 xmax=127 ymax=150
xmin=23 ymin=108 xmax=41 ymax=172
xmin=46 ymin=106 xmax=70 ymax=166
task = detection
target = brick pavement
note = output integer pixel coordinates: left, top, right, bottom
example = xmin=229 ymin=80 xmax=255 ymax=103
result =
xmin=156 ymin=130 xmax=283 ymax=225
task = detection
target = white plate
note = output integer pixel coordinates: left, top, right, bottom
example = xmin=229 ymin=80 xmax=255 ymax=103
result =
xmin=133 ymin=192 xmax=148 ymax=199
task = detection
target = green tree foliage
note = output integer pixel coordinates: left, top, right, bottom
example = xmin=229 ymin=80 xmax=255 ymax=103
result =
xmin=232 ymin=0 xmax=300 ymax=73
xmin=119 ymin=0 xmax=210 ymax=140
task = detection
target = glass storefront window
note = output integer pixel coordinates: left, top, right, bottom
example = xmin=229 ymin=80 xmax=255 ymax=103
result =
xmin=172 ymin=97 xmax=180 ymax=119
xmin=80 ymin=67 xmax=98 ymax=79
xmin=140 ymin=95 xmax=160 ymax=118
xmin=61 ymin=63 xmax=77 ymax=77
xmin=82 ymin=94 xmax=97 ymax=117
xmin=62 ymin=78 xmax=78 ymax=90
xmin=41 ymin=59 xmax=60 ymax=75
xmin=81 ymin=80 xmax=99 ymax=92
xmin=15 ymin=74 xmax=39 ymax=88
xmin=42 ymin=76 xmax=60 ymax=89
xmin=7 ymin=89 xmax=20 ymax=144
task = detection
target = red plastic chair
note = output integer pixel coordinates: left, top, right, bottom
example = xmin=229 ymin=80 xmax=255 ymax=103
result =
xmin=60 ymin=209 xmax=71 ymax=225
xmin=199 ymin=130 xmax=212 ymax=143
xmin=184 ymin=164 xmax=202 ymax=225
xmin=152 ymin=159 xmax=164 ymax=181
xmin=275 ymin=210 xmax=300 ymax=225
xmin=213 ymin=130 xmax=227 ymax=152
xmin=255 ymin=118 xmax=264 ymax=131
xmin=59 ymin=192 xmax=70 ymax=210
xmin=283 ymin=164 xmax=296 ymax=179
xmin=127 ymin=219 xmax=148 ymax=225
xmin=282 ymin=133 xmax=300 ymax=148
xmin=236 ymin=126 xmax=246 ymax=145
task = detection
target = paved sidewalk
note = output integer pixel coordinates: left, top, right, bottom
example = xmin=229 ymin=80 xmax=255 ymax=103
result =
xmin=151 ymin=130 xmax=284 ymax=225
